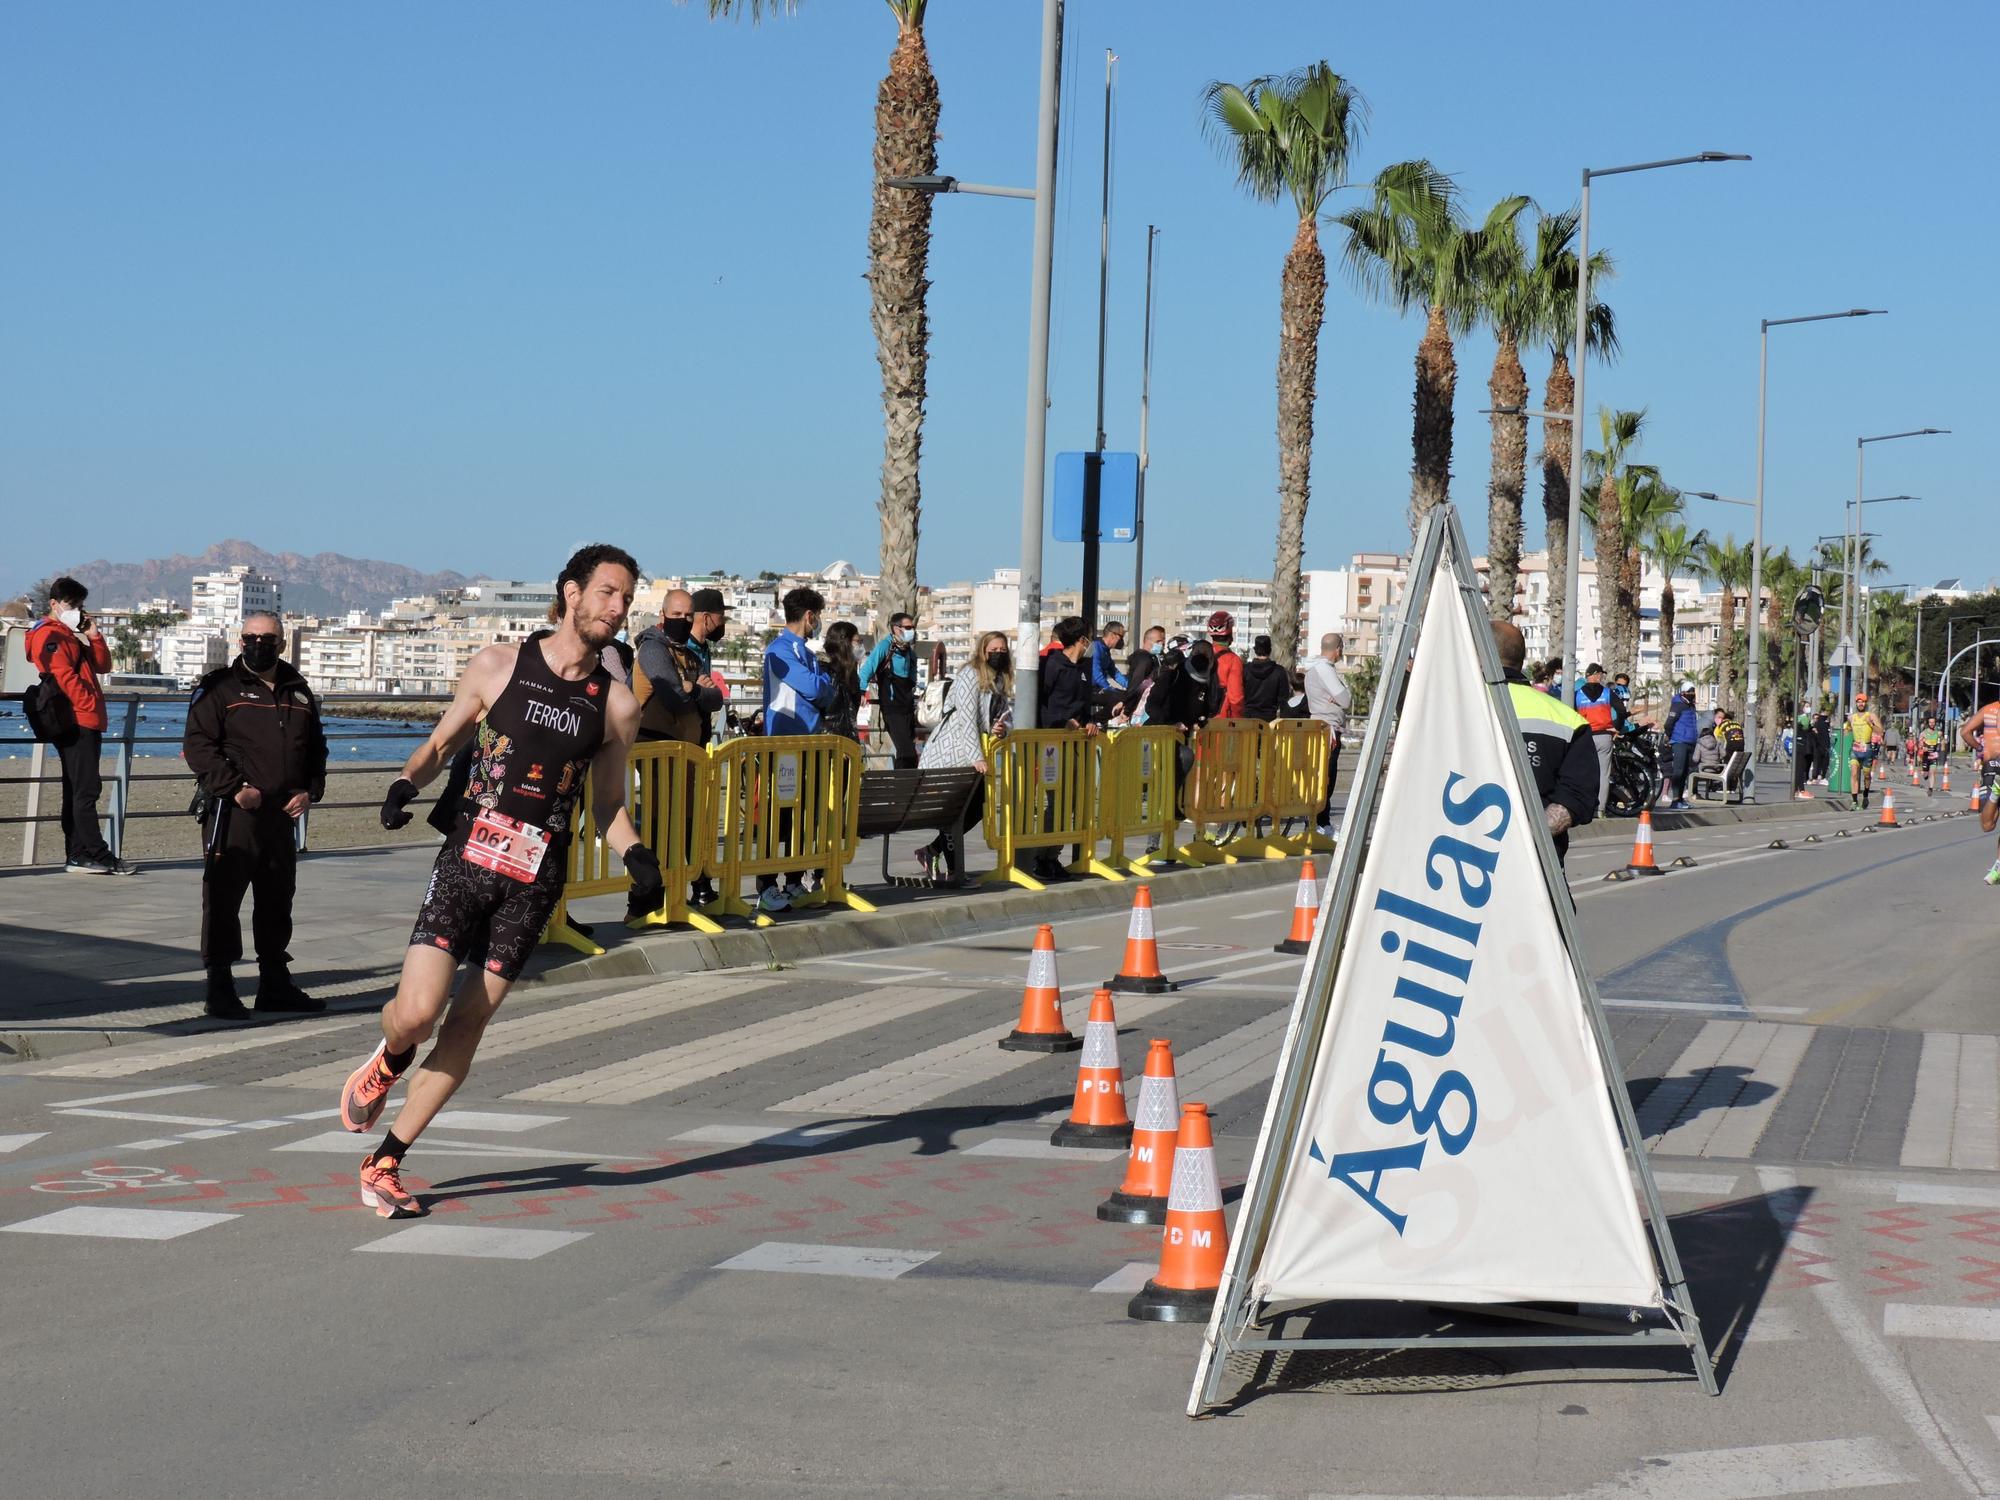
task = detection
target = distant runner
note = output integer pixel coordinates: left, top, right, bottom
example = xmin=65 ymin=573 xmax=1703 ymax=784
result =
xmin=1847 ymin=694 xmax=1884 ymax=812
xmin=337 ymin=544 xmax=664 ymax=1218
xmin=1918 ymin=719 xmax=1945 ymax=794
xmin=1960 ymin=698 xmax=2000 ymax=885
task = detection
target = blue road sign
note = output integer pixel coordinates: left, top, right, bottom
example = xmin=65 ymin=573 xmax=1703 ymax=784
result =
xmin=1053 ymin=451 xmax=1139 ymax=543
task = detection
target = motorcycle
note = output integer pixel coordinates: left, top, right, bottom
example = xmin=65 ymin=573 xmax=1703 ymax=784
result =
xmin=1607 ymin=728 xmax=1664 ymax=817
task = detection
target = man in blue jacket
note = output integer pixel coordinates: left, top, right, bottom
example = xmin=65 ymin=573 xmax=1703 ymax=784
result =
xmin=758 ymin=587 xmax=837 ymax=911
xmin=1662 ymin=678 xmax=1700 ymax=809
xmin=1088 ymin=620 xmax=1128 ymax=696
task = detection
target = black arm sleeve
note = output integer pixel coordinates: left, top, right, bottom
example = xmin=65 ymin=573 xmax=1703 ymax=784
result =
xmin=1551 ymin=724 xmax=1599 ymax=829
xmin=181 ymin=685 xmax=245 ymax=799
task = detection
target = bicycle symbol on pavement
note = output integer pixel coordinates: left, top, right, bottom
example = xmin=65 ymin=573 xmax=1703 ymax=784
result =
xmin=31 ymin=1165 xmax=220 ymax=1195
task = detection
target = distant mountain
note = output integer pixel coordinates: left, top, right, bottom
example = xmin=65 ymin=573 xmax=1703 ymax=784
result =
xmin=35 ymin=540 xmax=470 ymax=617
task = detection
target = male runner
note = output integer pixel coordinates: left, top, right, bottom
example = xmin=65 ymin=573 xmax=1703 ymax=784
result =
xmin=1919 ymin=718 xmax=1945 ymax=794
xmin=337 ymin=543 xmax=664 ymax=1217
xmin=1848 ymin=694 xmax=1884 ymax=812
xmin=1959 ymin=697 xmax=2000 ymax=885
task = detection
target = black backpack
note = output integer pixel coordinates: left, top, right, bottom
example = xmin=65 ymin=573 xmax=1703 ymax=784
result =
xmin=22 ymin=631 xmax=80 ymax=746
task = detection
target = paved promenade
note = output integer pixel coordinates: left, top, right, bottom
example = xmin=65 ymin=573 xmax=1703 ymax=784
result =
xmin=4 ymin=792 xmax=1997 ymax=1498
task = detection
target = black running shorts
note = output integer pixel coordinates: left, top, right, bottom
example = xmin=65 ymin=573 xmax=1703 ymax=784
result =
xmin=409 ymin=835 xmax=567 ymax=983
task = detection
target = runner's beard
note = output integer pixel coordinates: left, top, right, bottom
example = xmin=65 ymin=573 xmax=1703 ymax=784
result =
xmin=574 ymin=614 xmax=623 ymax=650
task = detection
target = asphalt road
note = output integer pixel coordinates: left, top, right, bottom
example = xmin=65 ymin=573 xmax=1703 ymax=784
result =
xmin=4 ymin=799 xmax=1998 ymax=1499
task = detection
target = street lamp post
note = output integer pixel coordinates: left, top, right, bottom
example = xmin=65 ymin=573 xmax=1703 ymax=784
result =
xmin=1747 ymin=309 xmax=1885 ymax=768
xmin=883 ymin=0 xmax=1065 ymax=714
xmin=1843 ymin=431 xmax=1947 ymax=722
xmin=1561 ymin=151 xmax=1750 ymax=697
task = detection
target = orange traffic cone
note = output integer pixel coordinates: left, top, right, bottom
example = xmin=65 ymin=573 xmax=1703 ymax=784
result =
xmin=1625 ymin=808 xmax=1664 ymax=876
xmin=1098 ymin=1039 xmax=1179 ymax=1224
xmin=1877 ymin=787 xmax=1899 ymax=828
xmin=999 ymin=924 xmax=1081 ymax=1054
xmin=1051 ymin=989 xmax=1133 ymax=1148
xmin=1128 ymin=1102 xmax=1228 ymax=1322
xmin=1107 ymin=883 xmax=1176 ymax=993
xmin=1942 ymin=765 xmax=1952 ymax=795
xmin=1273 ymin=859 xmax=1320 ymax=955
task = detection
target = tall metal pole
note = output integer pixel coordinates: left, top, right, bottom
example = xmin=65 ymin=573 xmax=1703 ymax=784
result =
xmin=1845 ymin=442 xmax=1863 ymax=722
xmin=1560 ymin=169 xmax=1591 ymax=695
xmin=1747 ymin=321 xmax=1769 ymax=771
xmin=1131 ymin=223 xmax=1157 ymax=636
xmin=1012 ymin=0 xmax=1063 ymax=721
xmin=1912 ymin=602 xmax=1922 ymax=731
xmin=1079 ymin=47 xmax=1114 ymax=633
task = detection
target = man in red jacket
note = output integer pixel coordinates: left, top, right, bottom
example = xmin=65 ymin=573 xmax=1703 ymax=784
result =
xmin=1206 ymin=610 xmax=1246 ymax=719
xmin=26 ymin=576 xmax=133 ymax=875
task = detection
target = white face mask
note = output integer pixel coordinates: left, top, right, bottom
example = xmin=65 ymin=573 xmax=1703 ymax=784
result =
xmin=58 ymin=607 xmax=82 ymax=630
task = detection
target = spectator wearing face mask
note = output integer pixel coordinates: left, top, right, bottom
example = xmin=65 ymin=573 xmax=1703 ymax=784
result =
xmin=1038 ymin=616 xmax=1097 ymax=732
xmin=634 ymin=590 xmax=724 ymax=746
xmin=859 ymin=611 xmax=920 ymax=768
xmin=25 ymin=577 xmax=131 ymax=876
xmin=1205 ymin=611 xmax=1246 ymax=718
xmin=181 ymin=611 xmax=328 ymax=1020
xmin=757 ymin=587 xmax=838 ymax=912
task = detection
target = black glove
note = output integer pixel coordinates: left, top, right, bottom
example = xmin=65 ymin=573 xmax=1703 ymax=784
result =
xmin=623 ymin=843 xmax=665 ymax=920
xmin=380 ymin=778 xmax=419 ymax=830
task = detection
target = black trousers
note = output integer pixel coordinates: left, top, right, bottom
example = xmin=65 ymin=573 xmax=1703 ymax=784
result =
xmin=882 ymin=707 xmax=918 ymax=770
xmin=58 ymin=729 xmax=112 ymax=863
xmin=201 ymin=803 xmax=297 ymax=968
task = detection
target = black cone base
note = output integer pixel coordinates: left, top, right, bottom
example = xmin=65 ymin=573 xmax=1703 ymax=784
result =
xmin=1273 ymin=937 xmax=1310 ymax=955
xmin=1623 ymin=865 xmax=1665 ymax=876
xmin=1108 ymin=974 xmax=1176 ymax=993
xmin=998 ymin=1029 xmax=1083 ymax=1053
xmin=1051 ymin=1119 xmax=1133 ymax=1148
xmin=1096 ymin=1189 xmax=1168 ymax=1225
xmin=1127 ymin=1279 xmax=1217 ymax=1322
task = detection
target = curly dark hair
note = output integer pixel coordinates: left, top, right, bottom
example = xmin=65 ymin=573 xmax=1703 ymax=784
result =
xmin=554 ymin=544 xmax=640 ymax=617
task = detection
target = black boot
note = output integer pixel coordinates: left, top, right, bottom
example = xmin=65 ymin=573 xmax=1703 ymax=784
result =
xmin=254 ymin=963 xmax=325 ymax=1014
xmin=204 ymin=967 xmax=251 ymax=1022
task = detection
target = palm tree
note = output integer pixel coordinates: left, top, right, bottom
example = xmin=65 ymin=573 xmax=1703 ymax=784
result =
xmin=1619 ymin=473 xmax=1682 ymax=685
xmin=1645 ymin=518 xmax=1708 ymax=688
xmin=1530 ymin=211 xmax=1617 ymax=658
xmin=1757 ymin=547 xmax=1804 ymax=747
xmin=1336 ymin=163 xmax=1528 ymax=545
xmin=1201 ymin=63 xmax=1366 ymax=667
xmin=1701 ymin=534 xmax=1755 ymax=709
xmin=698 ymin=0 xmax=938 ymax=627
xmin=1580 ymin=407 xmax=1647 ymax=678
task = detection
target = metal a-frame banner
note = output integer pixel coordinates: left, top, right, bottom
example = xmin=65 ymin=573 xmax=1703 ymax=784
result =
xmin=1188 ymin=504 xmax=1715 ymax=1414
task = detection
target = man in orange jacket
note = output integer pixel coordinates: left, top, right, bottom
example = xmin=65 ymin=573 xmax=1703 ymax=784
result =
xmin=25 ymin=576 xmax=133 ymax=875
xmin=1205 ymin=610 xmax=1246 ymax=719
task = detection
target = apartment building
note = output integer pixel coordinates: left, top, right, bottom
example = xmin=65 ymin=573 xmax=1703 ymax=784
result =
xmin=189 ymin=565 xmax=281 ymax=627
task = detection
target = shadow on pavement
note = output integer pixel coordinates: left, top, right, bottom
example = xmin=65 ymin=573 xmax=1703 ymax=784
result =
xmin=1628 ymin=1065 xmax=1777 ymax=1136
xmin=419 ymin=1097 xmax=1080 ymax=1210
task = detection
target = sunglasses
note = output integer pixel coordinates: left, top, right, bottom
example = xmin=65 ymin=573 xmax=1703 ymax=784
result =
xmin=241 ymin=633 xmax=282 ymax=646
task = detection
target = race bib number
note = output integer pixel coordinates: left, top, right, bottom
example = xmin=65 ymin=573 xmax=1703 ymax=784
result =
xmin=461 ymin=809 xmax=550 ymax=883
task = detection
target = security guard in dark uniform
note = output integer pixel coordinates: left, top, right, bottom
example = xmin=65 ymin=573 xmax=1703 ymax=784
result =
xmin=182 ymin=612 xmax=329 ymax=1020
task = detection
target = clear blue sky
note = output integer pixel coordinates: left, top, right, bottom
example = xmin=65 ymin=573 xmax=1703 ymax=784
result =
xmin=3 ymin=1 xmax=1991 ymax=598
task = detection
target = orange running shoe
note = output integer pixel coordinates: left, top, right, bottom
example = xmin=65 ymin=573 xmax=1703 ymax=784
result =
xmin=359 ymin=1153 xmax=426 ymax=1219
xmin=340 ymin=1041 xmax=399 ymax=1134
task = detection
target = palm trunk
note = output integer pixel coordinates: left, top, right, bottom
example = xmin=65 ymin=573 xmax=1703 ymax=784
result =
xmin=1762 ymin=590 xmax=1787 ymax=748
xmin=1540 ymin=353 xmax=1573 ymax=667
xmin=1593 ymin=474 xmax=1624 ymax=677
xmin=868 ymin=22 xmax=940 ymax=628
xmin=1408 ymin=304 xmax=1456 ymax=546
xmin=1718 ymin=588 xmax=1738 ymax=708
xmin=1485 ymin=330 xmax=1527 ymax=622
xmin=1660 ymin=584 xmax=1677 ymax=683
xmin=1620 ymin=544 xmax=1643 ymax=685
xmin=1270 ymin=217 xmax=1326 ymax=671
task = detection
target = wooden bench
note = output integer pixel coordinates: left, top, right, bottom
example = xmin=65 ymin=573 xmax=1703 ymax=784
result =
xmin=855 ymin=768 xmax=983 ymax=886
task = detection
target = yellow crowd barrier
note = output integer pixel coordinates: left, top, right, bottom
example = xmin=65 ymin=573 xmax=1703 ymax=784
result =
xmin=709 ymin=734 xmax=875 ymax=927
xmin=542 ymin=761 xmax=643 ymax=957
xmin=1096 ymin=724 xmax=1180 ymax=875
xmin=1165 ymin=719 xmax=1266 ymax=865
xmin=626 ymin=739 xmax=725 ymax=936
xmin=982 ymin=728 xmax=1121 ymax=889
xmin=1234 ymin=718 xmax=1337 ymax=858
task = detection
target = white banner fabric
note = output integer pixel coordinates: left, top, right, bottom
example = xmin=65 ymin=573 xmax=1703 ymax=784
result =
xmin=1253 ymin=563 xmax=1662 ymax=1308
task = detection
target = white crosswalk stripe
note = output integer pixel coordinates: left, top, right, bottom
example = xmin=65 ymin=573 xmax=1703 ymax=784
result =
xmin=1647 ymin=1021 xmax=1813 ymax=1159
xmin=36 ymin=1016 xmax=373 ymax=1080
xmin=772 ymin=990 xmax=1183 ymax=1116
xmin=248 ymin=973 xmax=780 ymax=1090
xmin=509 ymin=985 xmax=977 ymax=1106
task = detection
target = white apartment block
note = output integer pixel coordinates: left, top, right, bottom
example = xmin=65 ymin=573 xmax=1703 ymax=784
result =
xmin=190 ymin=565 xmax=281 ymax=627
xmin=158 ymin=624 xmax=230 ymax=684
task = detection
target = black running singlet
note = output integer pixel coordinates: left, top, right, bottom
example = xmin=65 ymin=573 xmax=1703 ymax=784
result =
xmin=462 ymin=630 xmax=613 ymax=840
